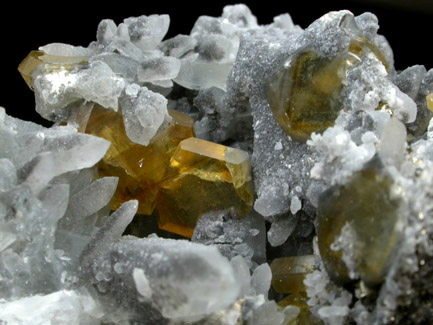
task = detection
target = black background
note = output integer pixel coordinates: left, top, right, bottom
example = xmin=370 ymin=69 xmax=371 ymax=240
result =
xmin=2 ymin=1 xmax=432 ymax=125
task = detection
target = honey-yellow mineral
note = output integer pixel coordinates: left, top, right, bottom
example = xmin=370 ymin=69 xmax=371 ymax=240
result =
xmin=156 ymin=137 xmax=254 ymax=238
xmin=278 ymin=292 xmax=322 ymax=325
xmin=317 ymin=158 xmax=403 ymax=287
xmin=85 ymin=105 xmax=194 ymax=215
xmin=18 ymin=50 xmax=89 ymax=90
xmin=271 ymin=255 xmax=316 ymax=294
xmin=265 ymin=36 xmax=387 ymax=142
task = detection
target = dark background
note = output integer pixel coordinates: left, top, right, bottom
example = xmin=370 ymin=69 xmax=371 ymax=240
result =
xmin=2 ymin=0 xmax=432 ymax=125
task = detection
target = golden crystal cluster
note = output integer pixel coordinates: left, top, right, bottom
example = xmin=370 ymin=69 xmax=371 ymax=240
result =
xmin=19 ymin=51 xmax=254 ymax=238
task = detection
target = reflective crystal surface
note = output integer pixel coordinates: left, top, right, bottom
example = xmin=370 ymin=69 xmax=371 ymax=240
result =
xmin=265 ymin=36 xmax=387 ymax=142
xmin=18 ymin=50 xmax=90 ymax=90
xmin=317 ymin=158 xmax=403 ymax=286
xmin=85 ymin=105 xmax=194 ymax=214
xmin=271 ymin=255 xmax=316 ymax=294
xmin=156 ymin=137 xmax=254 ymax=237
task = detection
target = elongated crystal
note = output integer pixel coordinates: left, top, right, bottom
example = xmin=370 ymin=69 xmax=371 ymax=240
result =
xmin=156 ymin=137 xmax=254 ymax=238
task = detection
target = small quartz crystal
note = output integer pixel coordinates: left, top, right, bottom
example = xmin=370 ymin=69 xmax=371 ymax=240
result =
xmin=156 ymin=137 xmax=254 ymax=237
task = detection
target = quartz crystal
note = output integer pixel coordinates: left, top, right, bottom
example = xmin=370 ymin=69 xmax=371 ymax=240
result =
xmin=265 ymin=36 xmax=387 ymax=142
xmin=85 ymin=105 xmax=194 ymax=214
xmin=156 ymin=137 xmax=254 ymax=237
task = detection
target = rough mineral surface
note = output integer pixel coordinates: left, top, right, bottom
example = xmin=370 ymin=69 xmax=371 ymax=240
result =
xmin=2 ymin=4 xmax=433 ymax=324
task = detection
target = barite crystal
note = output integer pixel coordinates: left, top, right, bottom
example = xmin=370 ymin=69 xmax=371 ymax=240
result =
xmin=277 ymin=293 xmax=321 ymax=325
xmin=85 ymin=104 xmax=194 ymax=214
xmin=18 ymin=49 xmax=90 ymax=90
xmin=427 ymin=93 xmax=433 ymax=112
xmin=156 ymin=137 xmax=254 ymax=237
xmin=6 ymin=4 xmax=433 ymax=324
xmin=265 ymin=36 xmax=387 ymax=142
xmin=317 ymin=158 xmax=403 ymax=286
xmin=270 ymin=255 xmax=316 ymax=294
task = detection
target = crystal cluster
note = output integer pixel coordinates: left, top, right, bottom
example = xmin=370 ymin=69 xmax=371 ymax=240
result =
xmin=2 ymin=4 xmax=433 ymax=324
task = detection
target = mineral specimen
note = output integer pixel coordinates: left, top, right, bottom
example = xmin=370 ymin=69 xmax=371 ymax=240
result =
xmin=265 ymin=35 xmax=388 ymax=142
xmin=84 ymin=103 xmax=193 ymax=214
xmin=2 ymin=4 xmax=433 ymax=325
xmin=270 ymin=255 xmax=316 ymax=294
xmin=157 ymin=137 xmax=254 ymax=237
xmin=317 ymin=157 xmax=404 ymax=286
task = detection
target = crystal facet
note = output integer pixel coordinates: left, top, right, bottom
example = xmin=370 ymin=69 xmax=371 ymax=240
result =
xmin=18 ymin=50 xmax=90 ymax=90
xmin=85 ymin=105 xmax=194 ymax=215
xmin=270 ymin=255 xmax=316 ymax=294
xmin=317 ymin=158 xmax=403 ymax=286
xmin=156 ymin=137 xmax=254 ymax=237
xmin=265 ymin=36 xmax=387 ymax=142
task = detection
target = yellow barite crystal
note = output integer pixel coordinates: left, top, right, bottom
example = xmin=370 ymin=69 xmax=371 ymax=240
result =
xmin=85 ymin=105 xmax=194 ymax=215
xmin=317 ymin=158 xmax=402 ymax=287
xmin=18 ymin=50 xmax=89 ymax=90
xmin=270 ymin=255 xmax=316 ymax=294
xmin=426 ymin=93 xmax=433 ymax=112
xmin=156 ymin=137 xmax=254 ymax=238
xmin=265 ymin=36 xmax=388 ymax=142
xmin=278 ymin=293 xmax=322 ymax=325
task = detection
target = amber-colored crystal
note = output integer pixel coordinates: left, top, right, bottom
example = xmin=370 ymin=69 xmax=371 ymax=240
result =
xmin=271 ymin=255 xmax=315 ymax=294
xmin=278 ymin=293 xmax=322 ymax=325
xmin=265 ymin=36 xmax=388 ymax=142
xmin=18 ymin=51 xmax=44 ymax=90
xmin=85 ymin=105 xmax=194 ymax=215
xmin=317 ymin=157 xmax=402 ymax=287
xmin=426 ymin=93 xmax=433 ymax=112
xmin=156 ymin=137 xmax=254 ymax=238
xmin=18 ymin=50 xmax=89 ymax=90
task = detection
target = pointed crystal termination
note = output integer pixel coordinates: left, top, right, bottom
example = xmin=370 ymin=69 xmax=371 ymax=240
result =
xmin=18 ymin=51 xmax=44 ymax=90
xmin=317 ymin=157 xmax=403 ymax=287
xmin=265 ymin=36 xmax=388 ymax=142
xmin=270 ymin=255 xmax=316 ymax=294
xmin=156 ymin=137 xmax=254 ymax=238
xmin=85 ymin=105 xmax=194 ymax=215
xmin=18 ymin=50 xmax=89 ymax=90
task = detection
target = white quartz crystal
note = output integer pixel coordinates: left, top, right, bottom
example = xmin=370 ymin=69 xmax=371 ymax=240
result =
xmin=0 ymin=289 xmax=102 ymax=325
xmin=120 ymin=85 xmax=171 ymax=146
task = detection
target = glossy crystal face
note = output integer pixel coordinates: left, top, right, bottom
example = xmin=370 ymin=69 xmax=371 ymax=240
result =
xmin=156 ymin=137 xmax=254 ymax=238
xmin=317 ymin=158 xmax=403 ymax=287
xmin=85 ymin=105 xmax=194 ymax=215
xmin=265 ymin=36 xmax=388 ymax=142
